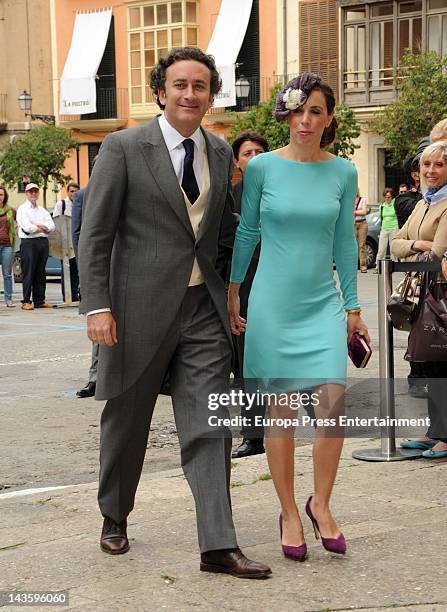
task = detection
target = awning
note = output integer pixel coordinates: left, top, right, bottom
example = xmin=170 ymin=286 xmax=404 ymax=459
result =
xmin=206 ymin=0 xmax=253 ymax=108
xmin=60 ymin=9 xmax=112 ymax=115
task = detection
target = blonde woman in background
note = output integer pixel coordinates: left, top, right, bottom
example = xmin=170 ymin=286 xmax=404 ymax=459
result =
xmin=392 ymin=140 xmax=447 ymax=458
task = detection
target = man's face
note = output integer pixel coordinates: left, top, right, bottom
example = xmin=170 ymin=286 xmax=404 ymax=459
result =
xmin=235 ymin=140 xmax=266 ymax=174
xmin=158 ymin=60 xmax=214 ymax=136
xmin=67 ymin=186 xmax=79 ymax=201
xmin=26 ymin=188 xmax=39 ymax=205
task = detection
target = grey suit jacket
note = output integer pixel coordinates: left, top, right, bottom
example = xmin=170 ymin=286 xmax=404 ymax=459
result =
xmin=71 ymin=187 xmax=85 ymax=260
xmin=78 ymin=118 xmax=236 ymax=400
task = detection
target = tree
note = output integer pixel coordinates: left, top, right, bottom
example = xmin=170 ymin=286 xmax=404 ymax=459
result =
xmin=0 ymin=124 xmax=79 ymax=207
xmin=332 ymin=102 xmax=361 ymax=159
xmin=228 ymin=84 xmax=290 ymax=150
xmin=228 ymin=84 xmax=361 ymax=159
xmin=373 ymin=50 xmax=447 ymax=166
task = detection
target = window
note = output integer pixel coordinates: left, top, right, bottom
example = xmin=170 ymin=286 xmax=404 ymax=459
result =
xmin=342 ymin=0 xmax=447 ymax=104
xmin=428 ymin=14 xmax=447 ymax=53
xmin=82 ymin=17 xmax=117 ymax=120
xmin=128 ymin=1 xmax=199 ymax=106
xmin=399 ymin=17 xmax=422 ymax=59
xmin=299 ymin=0 xmax=338 ymax=96
xmin=346 ymin=25 xmax=366 ymax=88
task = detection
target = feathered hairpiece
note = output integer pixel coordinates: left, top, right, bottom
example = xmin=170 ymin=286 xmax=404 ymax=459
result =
xmin=274 ymin=72 xmax=322 ymax=122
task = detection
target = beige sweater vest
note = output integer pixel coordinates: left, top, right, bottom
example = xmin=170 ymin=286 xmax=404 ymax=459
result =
xmin=183 ymin=153 xmax=211 ymax=286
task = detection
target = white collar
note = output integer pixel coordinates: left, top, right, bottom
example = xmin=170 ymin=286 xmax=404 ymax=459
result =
xmin=158 ymin=114 xmax=204 ymax=153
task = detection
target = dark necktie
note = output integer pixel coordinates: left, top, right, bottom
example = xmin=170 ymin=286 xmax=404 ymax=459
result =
xmin=182 ymin=138 xmax=200 ymax=204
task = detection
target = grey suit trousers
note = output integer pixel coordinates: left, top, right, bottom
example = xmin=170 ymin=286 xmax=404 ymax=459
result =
xmin=98 ymin=284 xmax=238 ymax=552
xmin=88 ymin=342 xmax=99 ymax=383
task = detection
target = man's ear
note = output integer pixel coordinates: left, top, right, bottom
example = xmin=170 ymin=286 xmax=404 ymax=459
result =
xmin=158 ymin=88 xmax=167 ymax=105
xmin=233 ymin=157 xmax=241 ymax=171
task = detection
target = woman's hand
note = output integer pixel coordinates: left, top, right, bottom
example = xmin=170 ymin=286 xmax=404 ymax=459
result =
xmin=442 ymin=258 xmax=447 ymax=281
xmin=347 ymin=313 xmax=370 ymax=345
xmin=413 ymin=240 xmax=433 ymax=252
xmin=227 ymin=283 xmax=246 ymax=335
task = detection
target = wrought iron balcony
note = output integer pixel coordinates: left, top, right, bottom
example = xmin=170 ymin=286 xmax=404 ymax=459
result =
xmin=59 ymin=88 xmax=128 ymax=122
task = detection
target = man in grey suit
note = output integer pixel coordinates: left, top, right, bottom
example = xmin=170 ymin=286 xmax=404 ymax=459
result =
xmin=78 ymin=47 xmax=271 ymax=579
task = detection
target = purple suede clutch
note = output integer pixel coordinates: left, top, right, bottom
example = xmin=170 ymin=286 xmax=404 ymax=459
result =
xmin=348 ymin=333 xmax=372 ymax=368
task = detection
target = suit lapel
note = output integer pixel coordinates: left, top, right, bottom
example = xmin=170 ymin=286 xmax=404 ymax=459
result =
xmin=138 ymin=119 xmax=194 ymax=239
xmin=197 ymin=129 xmax=227 ymax=242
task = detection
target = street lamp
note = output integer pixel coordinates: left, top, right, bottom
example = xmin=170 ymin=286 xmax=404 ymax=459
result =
xmin=235 ymin=76 xmax=250 ymax=99
xmin=18 ymin=90 xmax=55 ymax=124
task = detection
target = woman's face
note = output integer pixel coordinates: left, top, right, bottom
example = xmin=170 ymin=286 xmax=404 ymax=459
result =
xmin=287 ymin=89 xmax=333 ymax=147
xmin=0 ymin=189 xmax=5 ymax=205
xmin=421 ymin=153 xmax=447 ymax=188
xmin=384 ymin=191 xmax=393 ymax=203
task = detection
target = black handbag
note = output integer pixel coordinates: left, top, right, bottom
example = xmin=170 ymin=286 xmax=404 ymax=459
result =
xmin=387 ymin=270 xmax=422 ymax=331
xmin=406 ymin=263 xmax=447 ymax=362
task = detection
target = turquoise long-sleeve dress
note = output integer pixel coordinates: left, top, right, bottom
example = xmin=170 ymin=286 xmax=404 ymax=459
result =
xmin=230 ymin=152 xmax=360 ymax=390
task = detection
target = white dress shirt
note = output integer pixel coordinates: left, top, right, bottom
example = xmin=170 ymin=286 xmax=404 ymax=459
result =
xmin=87 ymin=115 xmax=206 ymax=316
xmin=158 ymin=113 xmax=206 ymax=190
xmin=52 ymin=197 xmax=73 ymax=218
xmin=17 ymin=200 xmax=55 ymax=239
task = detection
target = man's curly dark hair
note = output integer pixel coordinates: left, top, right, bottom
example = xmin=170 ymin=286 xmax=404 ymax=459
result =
xmin=150 ymin=47 xmax=222 ymax=109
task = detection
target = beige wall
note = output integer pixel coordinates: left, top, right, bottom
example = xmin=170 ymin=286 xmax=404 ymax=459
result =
xmin=0 ymin=0 xmax=53 ymax=131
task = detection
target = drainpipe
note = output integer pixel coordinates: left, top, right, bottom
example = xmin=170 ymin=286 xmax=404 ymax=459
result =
xmin=283 ymin=0 xmax=288 ymax=80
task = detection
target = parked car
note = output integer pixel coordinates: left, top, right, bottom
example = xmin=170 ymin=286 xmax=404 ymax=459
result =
xmin=13 ymin=251 xmax=61 ymax=283
xmin=365 ymin=212 xmax=380 ymax=269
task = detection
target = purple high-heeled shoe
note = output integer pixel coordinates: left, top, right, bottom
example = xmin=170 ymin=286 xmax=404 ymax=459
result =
xmin=279 ymin=513 xmax=307 ymax=561
xmin=305 ymin=496 xmax=347 ymax=555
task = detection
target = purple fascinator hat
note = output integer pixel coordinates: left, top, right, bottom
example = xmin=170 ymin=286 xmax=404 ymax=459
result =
xmin=274 ymin=72 xmax=322 ymax=122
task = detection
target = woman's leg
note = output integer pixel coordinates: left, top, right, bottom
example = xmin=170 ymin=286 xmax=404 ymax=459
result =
xmin=375 ymin=230 xmax=389 ymax=269
xmin=358 ymin=221 xmax=368 ymax=271
xmin=264 ymin=400 xmax=305 ymax=546
xmin=389 ymin=229 xmax=399 ymax=262
xmin=310 ymin=383 xmax=345 ymax=539
xmin=1 ymin=246 xmax=14 ymax=303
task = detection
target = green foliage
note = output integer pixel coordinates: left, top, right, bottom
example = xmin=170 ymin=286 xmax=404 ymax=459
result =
xmin=331 ymin=102 xmax=361 ymax=159
xmin=373 ymin=51 xmax=447 ymax=166
xmin=0 ymin=125 xmax=79 ymax=206
xmin=228 ymin=84 xmax=361 ymax=159
xmin=228 ymin=84 xmax=290 ymax=150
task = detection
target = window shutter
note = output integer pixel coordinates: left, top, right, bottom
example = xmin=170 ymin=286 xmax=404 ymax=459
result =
xmin=299 ymin=0 xmax=338 ymax=97
xmin=81 ymin=16 xmax=117 ymax=120
xmin=235 ymin=0 xmax=260 ymax=108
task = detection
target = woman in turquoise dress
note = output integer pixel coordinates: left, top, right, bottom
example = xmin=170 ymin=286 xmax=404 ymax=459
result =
xmin=228 ymin=73 xmax=370 ymax=560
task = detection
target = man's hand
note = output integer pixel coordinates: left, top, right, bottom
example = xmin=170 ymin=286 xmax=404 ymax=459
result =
xmin=36 ymin=223 xmax=49 ymax=233
xmin=87 ymin=312 xmax=118 ymax=346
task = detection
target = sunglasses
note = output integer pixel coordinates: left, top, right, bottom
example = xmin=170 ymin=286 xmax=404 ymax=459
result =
xmin=27 ymin=189 xmax=39 ymax=193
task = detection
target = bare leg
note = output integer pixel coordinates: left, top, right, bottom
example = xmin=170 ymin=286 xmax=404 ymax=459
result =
xmin=264 ymin=401 xmax=305 ymax=547
xmin=310 ymin=384 xmax=345 ymax=539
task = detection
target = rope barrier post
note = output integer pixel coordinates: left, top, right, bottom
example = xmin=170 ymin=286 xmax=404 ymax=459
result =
xmin=352 ymin=258 xmax=421 ymax=461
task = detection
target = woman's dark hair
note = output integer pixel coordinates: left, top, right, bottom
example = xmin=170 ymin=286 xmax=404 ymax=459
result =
xmin=0 ymin=185 xmax=8 ymax=204
xmin=150 ymin=47 xmax=222 ymax=109
xmin=312 ymin=82 xmax=338 ymax=148
xmin=231 ymin=131 xmax=269 ymax=159
xmin=383 ymin=187 xmax=393 ymax=197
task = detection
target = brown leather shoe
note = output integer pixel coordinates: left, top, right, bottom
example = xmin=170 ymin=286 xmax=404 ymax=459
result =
xmin=200 ymin=548 xmax=271 ymax=579
xmin=34 ymin=303 xmax=55 ymax=309
xmin=21 ymin=303 xmax=34 ymax=310
xmin=100 ymin=517 xmax=129 ymax=555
